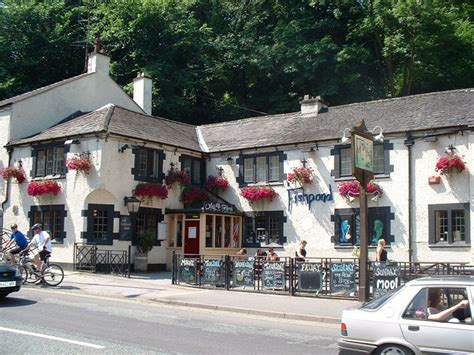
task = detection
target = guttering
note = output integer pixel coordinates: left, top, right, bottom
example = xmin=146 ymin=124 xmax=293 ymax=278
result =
xmin=1 ymin=147 xmax=13 ymax=216
xmin=404 ymin=133 xmax=415 ymax=264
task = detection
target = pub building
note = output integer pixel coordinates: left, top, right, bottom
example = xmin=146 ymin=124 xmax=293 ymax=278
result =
xmin=0 ymin=49 xmax=472 ymax=271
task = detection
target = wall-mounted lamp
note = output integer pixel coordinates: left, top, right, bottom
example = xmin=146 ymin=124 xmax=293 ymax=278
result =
xmin=423 ymin=133 xmax=437 ymax=142
xmin=118 ymin=144 xmax=130 ymax=153
xmin=124 ymin=196 xmax=141 ymax=214
xmin=341 ymin=128 xmax=351 ymax=144
xmin=370 ymin=126 xmax=384 ymax=142
xmin=64 ymin=139 xmax=80 ymax=145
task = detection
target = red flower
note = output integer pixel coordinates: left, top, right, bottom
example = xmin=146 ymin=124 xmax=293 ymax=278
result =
xmin=205 ymin=175 xmax=229 ymax=192
xmin=240 ymin=185 xmax=277 ymax=202
xmin=134 ymin=183 xmax=168 ymax=200
xmin=338 ymin=180 xmax=383 ymax=201
xmin=181 ymin=186 xmax=209 ymax=204
xmin=165 ymin=166 xmax=191 ymax=187
xmin=66 ymin=153 xmax=91 ymax=174
xmin=287 ymin=166 xmax=314 ymax=185
xmin=435 ymin=152 xmax=466 ymax=175
xmin=27 ymin=180 xmax=61 ymax=196
xmin=0 ymin=165 xmax=26 ymax=184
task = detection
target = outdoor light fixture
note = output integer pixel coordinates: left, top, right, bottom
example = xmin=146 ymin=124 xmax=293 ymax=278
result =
xmin=341 ymin=128 xmax=351 ymax=144
xmin=64 ymin=139 xmax=80 ymax=145
xmin=370 ymin=126 xmax=384 ymax=142
xmin=124 ymin=196 xmax=141 ymax=214
xmin=118 ymin=144 xmax=130 ymax=153
xmin=423 ymin=133 xmax=437 ymax=142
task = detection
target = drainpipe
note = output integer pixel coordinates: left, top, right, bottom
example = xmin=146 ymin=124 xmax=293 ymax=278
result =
xmin=1 ymin=147 xmax=13 ymax=222
xmin=404 ymin=133 xmax=415 ymax=264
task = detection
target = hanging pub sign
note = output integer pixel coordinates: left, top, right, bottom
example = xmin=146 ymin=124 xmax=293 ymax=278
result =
xmin=233 ymin=260 xmax=254 ymax=287
xmin=179 ymin=258 xmax=197 ymax=284
xmin=297 ymin=262 xmax=324 ymax=293
xmin=262 ymin=261 xmax=285 ymax=290
xmin=202 ymin=259 xmax=223 ymax=285
xmin=351 ymin=121 xmax=375 ymax=183
xmin=330 ymin=263 xmax=356 ymax=293
xmin=373 ymin=264 xmax=400 ymax=298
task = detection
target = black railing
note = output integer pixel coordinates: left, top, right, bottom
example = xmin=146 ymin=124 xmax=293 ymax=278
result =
xmin=172 ymin=252 xmax=473 ymax=300
xmin=74 ymin=243 xmax=130 ymax=278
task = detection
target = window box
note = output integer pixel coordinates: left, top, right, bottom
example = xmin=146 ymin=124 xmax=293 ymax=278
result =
xmin=27 ymin=179 xmax=61 ymax=197
xmin=240 ymin=185 xmax=277 ymax=202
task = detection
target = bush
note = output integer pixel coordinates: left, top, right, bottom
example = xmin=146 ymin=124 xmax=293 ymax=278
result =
xmin=137 ymin=230 xmax=155 ymax=254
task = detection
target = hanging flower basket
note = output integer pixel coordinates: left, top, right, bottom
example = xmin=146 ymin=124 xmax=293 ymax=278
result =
xmin=134 ymin=183 xmax=168 ymax=200
xmin=180 ymin=186 xmax=209 ymax=204
xmin=165 ymin=166 xmax=190 ymax=187
xmin=66 ymin=153 xmax=91 ymax=174
xmin=338 ymin=180 xmax=383 ymax=202
xmin=27 ymin=180 xmax=61 ymax=197
xmin=1 ymin=165 xmax=26 ymax=184
xmin=435 ymin=152 xmax=466 ymax=175
xmin=205 ymin=175 xmax=229 ymax=192
xmin=287 ymin=166 xmax=314 ymax=186
xmin=240 ymin=185 xmax=277 ymax=202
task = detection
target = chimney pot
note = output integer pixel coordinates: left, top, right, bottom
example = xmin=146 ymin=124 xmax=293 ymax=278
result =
xmin=133 ymin=72 xmax=153 ymax=115
xmin=300 ymin=94 xmax=327 ymax=115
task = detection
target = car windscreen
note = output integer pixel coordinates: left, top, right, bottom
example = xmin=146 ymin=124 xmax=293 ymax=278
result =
xmin=361 ymin=286 xmax=402 ymax=310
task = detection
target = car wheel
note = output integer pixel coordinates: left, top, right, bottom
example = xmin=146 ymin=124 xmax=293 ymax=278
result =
xmin=375 ymin=344 xmax=414 ymax=355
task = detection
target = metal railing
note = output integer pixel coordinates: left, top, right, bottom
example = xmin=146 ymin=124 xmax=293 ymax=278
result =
xmin=74 ymin=243 xmax=130 ymax=277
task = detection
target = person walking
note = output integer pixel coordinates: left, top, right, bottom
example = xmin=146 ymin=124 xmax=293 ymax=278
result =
xmin=3 ymin=224 xmax=28 ymax=263
xmin=376 ymin=239 xmax=387 ymax=263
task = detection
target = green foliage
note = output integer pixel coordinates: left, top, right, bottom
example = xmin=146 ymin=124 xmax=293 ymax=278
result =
xmin=0 ymin=0 xmax=472 ymax=123
xmin=137 ymin=229 xmax=155 ymax=254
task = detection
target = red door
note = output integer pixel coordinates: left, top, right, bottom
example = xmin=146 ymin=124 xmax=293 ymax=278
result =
xmin=184 ymin=220 xmax=200 ymax=256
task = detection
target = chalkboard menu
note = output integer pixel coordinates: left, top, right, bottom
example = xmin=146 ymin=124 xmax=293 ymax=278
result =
xmin=179 ymin=258 xmax=197 ymax=284
xmin=233 ymin=260 xmax=254 ymax=287
xmin=373 ymin=264 xmax=400 ymax=298
xmin=330 ymin=263 xmax=356 ymax=293
xmin=297 ymin=262 xmax=323 ymax=293
xmin=202 ymin=259 xmax=223 ymax=285
xmin=262 ymin=261 xmax=285 ymax=290
xmin=119 ymin=215 xmax=132 ymax=241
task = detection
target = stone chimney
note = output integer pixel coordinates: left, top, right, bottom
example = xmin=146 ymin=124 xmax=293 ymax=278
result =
xmin=87 ymin=38 xmax=110 ymax=75
xmin=300 ymin=95 xmax=327 ymax=115
xmin=133 ymin=72 xmax=153 ymax=115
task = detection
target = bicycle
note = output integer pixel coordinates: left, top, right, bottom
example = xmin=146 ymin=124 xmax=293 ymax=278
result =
xmin=18 ymin=250 xmax=64 ymax=287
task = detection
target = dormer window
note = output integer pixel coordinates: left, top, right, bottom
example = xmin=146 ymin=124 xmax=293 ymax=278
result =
xmin=32 ymin=144 xmax=66 ymax=177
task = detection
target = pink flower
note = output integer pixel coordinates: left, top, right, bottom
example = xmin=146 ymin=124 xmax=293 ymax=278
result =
xmin=181 ymin=186 xmax=209 ymax=204
xmin=435 ymin=152 xmax=466 ymax=175
xmin=205 ymin=175 xmax=229 ymax=192
xmin=165 ymin=166 xmax=191 ymax=187
xmin=0 ymin=165 xmax=26 ymax=184
xmin=27 ymin=180 xmax=61 ymax=196
xmin=134 ymin=183 xmax=168 ymax=200
xmin=66 ymin=153 xmax=91 ymax=174
xmin=240 ymin=186 xmax=277 ymax=202
xmin=287 ymin=166 xmax=314 ymax=185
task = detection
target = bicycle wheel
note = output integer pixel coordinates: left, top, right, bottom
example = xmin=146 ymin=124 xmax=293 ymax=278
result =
xmin=18 ymin=265 xmax=28 ymax=284
xmin=43 ymin=264 xmax=64 ymax=286
xmin=24 ymin=264 xmax=41 ymax=284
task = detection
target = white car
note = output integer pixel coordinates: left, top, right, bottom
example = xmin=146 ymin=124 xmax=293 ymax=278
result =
xmin=338 ymin=276 xmax=474 ymax=355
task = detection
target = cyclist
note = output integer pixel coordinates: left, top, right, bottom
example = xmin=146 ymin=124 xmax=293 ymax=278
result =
xmin=26 ymin=223 xmax=52 ymax=284
xmin=3 ymin=224 xmax=28 ymax=263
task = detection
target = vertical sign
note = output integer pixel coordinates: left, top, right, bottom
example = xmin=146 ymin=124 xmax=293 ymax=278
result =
xmin=373 ymin=264 xmax=400 ymax=298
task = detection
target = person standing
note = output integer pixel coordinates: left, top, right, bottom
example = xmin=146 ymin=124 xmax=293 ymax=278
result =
xmin=295 ymin=240 xmax=307 ymax=262
xmin=3 ymin=224 xmax=28 ymax=263
xmin=27 ymin=223 xmax=52 ymax=283
xmin=376 ymin=239 xmax=387 ymax=263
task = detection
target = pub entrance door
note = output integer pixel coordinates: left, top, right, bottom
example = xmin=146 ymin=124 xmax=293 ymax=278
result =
xmin=184 ymin=220 xmax=200 ymax=256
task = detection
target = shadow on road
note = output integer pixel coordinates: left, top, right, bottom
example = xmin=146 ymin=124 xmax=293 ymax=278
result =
xmin=0 ymin=296 xmax=37 ymax=308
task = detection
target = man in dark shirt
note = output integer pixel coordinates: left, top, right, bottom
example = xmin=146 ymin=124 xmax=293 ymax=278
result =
xmin=3 ymin=224 xmax=28 ymax=263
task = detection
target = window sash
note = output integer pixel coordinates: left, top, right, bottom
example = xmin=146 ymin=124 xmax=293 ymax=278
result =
xmin=243 ymin=213 xmax=283 ymax=246
xmin=340 ymin=148 xmax=352 ymax=176
xmin=244 ymin=158 xmax=254 ymax=183
xmin=339 ymin=144 xmax=385 ymax=177
xmin=268 ymin=155 xmax=279 ymax=181
xmin=35 ymin=146 xmax=64 ymax=177
xmin=242 ymin=153 xmax=281 ymax=184
xmin=373 ymin=145 xmax=385 ymax=174
xmin=256 ymin=156 xmax=267 ymax=182
xmin=33 ymin=208 xmax=64 ymax=240
xmin=181 ymin=156 xmax=202 ymax=185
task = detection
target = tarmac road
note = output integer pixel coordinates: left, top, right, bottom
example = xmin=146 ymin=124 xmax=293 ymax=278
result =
xmin=0 ymin=287 xmax=340 ymax=354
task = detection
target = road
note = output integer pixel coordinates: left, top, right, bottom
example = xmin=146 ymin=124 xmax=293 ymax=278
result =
xmin=0 ymin=287 xmax=340 ymax=354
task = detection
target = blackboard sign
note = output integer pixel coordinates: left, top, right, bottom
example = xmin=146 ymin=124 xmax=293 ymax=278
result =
xmin=179 ymin=258 xmax=197 ymax=284
xmin=298 ymin=262 xmax=323 ymax=293
xmin=262 ymin=261 xmax=285 ymax=290
xmin=119 ymin=215 xmax=132 ymax=241
xmin=330 ymin=263 xmax=356 ymax=293
xmin=233 ymin=260 xmax=254 ymax=287
xmin=373 ymin=264 xmax=400 ymax=298
xmin=202 ymin=259 xmax=223 ymax=285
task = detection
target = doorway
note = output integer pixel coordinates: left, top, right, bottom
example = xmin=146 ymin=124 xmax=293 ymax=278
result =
xmin=184 ymin=220 xmax=200 ymax=255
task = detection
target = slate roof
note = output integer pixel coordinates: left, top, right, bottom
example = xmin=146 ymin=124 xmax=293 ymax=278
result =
xmin=199 ymin=88 xmax=474 ymax=152
xmin=8 ymin=88 xmax=474 ymax=153
xmin=0 ymin=73 xmax=93 ymax=108
xmin=10 ymin=104 xmax=202 ymax=152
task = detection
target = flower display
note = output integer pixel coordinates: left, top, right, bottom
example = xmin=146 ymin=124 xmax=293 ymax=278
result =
xmin=287 ymin=166 xmax=314 ymax=185
xmin=66 ymin=153 xmax=91 ymax=174
xmin=338 ymin=180 xmax=383 ymax=202
xmin=240 ymin=185 xmax=277 ymax=202
xmin=134 ymin=183 xmax=168 ymax=200
xmin=205 ymin=175 xmax=229 ymax=192
xmin=435 ymin=151 xmax=466 ymax=175
xmin=0 ymin=165 xmax=26 ymax=184
xmin=165 ymin=166 xmax=191 ymax=187
xmin=180 ymin=186 xmax=209 ymax=204
xmin=27 ymin=180 xmax=61 ymax=197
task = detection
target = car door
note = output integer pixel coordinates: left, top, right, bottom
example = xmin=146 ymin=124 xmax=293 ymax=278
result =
xmin=399 ymin=286 xmax=474 ymax=354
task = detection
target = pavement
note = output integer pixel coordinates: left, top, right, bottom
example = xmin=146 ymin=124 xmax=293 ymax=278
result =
xmin=26 ymin=271 xmax=361 ymax=325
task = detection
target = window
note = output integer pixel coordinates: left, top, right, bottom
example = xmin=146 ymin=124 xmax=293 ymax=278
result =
xmin=29 ymin=205 xmax=66 ymax=242
xmin=238 ymin=152 xmax=285 ymax=186
xmin=133 ymin=148 xmax=164 ymax=182
xmin=135 ymin=208 xmax=162 ymax=246
xmin=429 ymin=203 xmax=470 ymax=245
xmin=180 ymin=155 xmax=204 ymax=185
xmin=85 ymin=204 xmax=116 ymax=245
xmin=331 ymin=143 xmax=393 ymax=179
xmin=33 ymin=144 xmax=66 ymax=177
xmin=243 ymin=211 xmax=286 ymax=247
xmin=333 ymin=207 xmax=394 ymax=246
xmin=204 ymin=215 xmax=241 ymax=248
